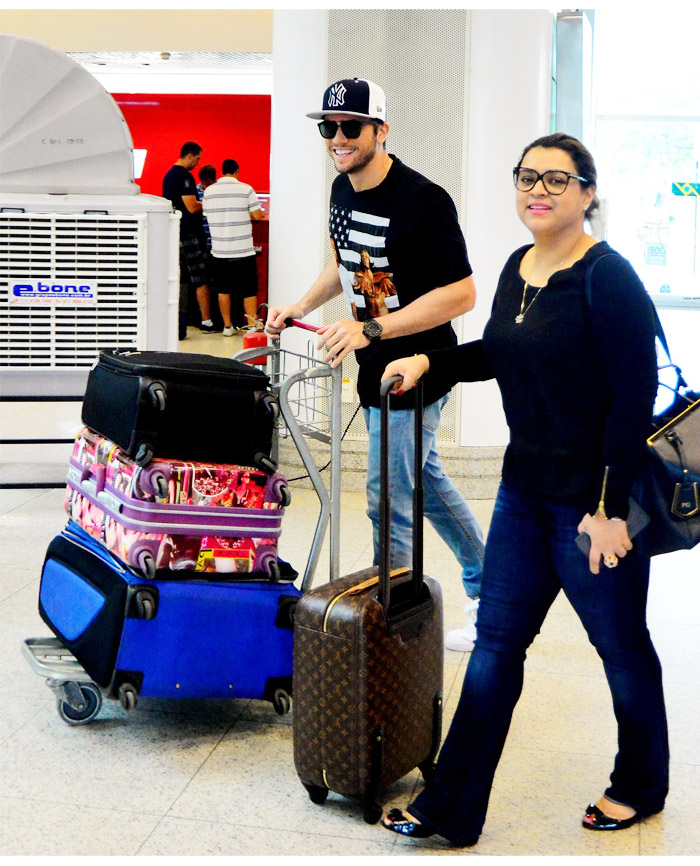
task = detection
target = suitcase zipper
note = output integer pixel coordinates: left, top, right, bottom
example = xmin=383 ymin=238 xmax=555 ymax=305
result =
xmin=63 ymin=524 xmax=128 ymax=574
xmin=321 ymin=568 xmax=409 ymax=633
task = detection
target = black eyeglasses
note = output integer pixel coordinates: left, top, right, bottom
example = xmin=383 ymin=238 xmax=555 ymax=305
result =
xmin=513 ymin=167 xmax=590 ymax=195
xmin=317 ymin=119 xmax=378 ymax=139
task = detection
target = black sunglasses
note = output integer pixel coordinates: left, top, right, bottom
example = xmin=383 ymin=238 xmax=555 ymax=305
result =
xmin=317 ymin=119 xmax=378 ymax=140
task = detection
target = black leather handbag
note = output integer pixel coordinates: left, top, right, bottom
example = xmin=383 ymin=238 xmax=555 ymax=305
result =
xmin=638 ymin=396 xmax=700 ymax=556
xmin=585 ymin=255 xmax=700 ymax=557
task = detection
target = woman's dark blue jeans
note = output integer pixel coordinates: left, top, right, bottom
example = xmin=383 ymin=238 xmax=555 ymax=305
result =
xmin=410 ymin=480 xmax=669 ymax=846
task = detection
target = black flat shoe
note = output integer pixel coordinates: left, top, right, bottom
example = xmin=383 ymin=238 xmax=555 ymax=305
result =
xmin=381 ymin=808 xmax=436 ymax=839
xmin=582 ymin=803 xmax=641 ymax=831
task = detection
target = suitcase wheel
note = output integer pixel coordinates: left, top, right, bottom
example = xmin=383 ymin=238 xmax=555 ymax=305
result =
xmin=264 ymin=474 xmax=291 ymax=507
xmin=272 ymin=688 xmax=291 ymax=716
xmin=255 ymin=452 xmax=277 ymax=473
xmin=268 ymin=561 xmax=281 ymax=584
xmin=118 ymin=683 xmax=139 ymax=712
xmin=136 ymin=468 xmax=170 ymax=500
xmin=419 ymin=759 xmax=437 ymax=783
xmin=136 ymin=551 xmax=157 ymax=581
xmin=147 ymin=382 xmax=167 ymax=412
xmin=303 ymin=782 xmax=328 ymax=805
xmin=134 ymin=589 xmax=157 ymax=620
xmin=56 ymin=682 xmax=102 ymax=726
xmin=135 ymin=442 xmax=154 ymax=466
xmin=154 ymin=475 xmax=169 ymax=500
xmin=261 ymin=392 xmax=279 ymax=421
xmin=363 ymin=802 xmax=383 ymax=825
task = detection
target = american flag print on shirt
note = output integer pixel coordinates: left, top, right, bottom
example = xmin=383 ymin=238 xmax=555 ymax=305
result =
xmin=329 ymin=203 xmax=399 ymax=322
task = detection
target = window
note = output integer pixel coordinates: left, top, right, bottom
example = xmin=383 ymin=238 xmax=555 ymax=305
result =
xmin=594 ymin=8 xmax=700 ymax=307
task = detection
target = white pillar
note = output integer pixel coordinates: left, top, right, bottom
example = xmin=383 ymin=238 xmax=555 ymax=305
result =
xmin=270 ymin=10 xmax=553 ymax=437
xmin=269 ymin=11 xmax=328 ymax=353
xmin=459 ymin=10 xmax=553 ymax=446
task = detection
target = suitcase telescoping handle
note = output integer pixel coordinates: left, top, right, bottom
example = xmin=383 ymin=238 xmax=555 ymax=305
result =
xmin=378 ymin=376 xmax=424 ymax=614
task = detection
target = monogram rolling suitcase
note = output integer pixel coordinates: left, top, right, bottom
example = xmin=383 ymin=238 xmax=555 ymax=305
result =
xmin=37 ymin=521 xmax=300 ymax=721
xmin=65 ymin=427 xmax=290 ymax=579
xmin=81 ymin=350 xmax=278 ymax=468
xmin=292 ymin=378 xmax=443 ymax=823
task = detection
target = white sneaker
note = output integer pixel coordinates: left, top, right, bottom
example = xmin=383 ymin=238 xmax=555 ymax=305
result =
xmin=223 ymin=326 xmax=235 ymax=337
xmin=445 ymin=598 xmax=479 ymax=652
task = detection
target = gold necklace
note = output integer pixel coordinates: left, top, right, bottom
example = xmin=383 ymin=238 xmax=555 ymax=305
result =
xmin=514 ymin=239 xmax=583 ymax=325
xmin=515 ymin=279 xmax=545 ymax=324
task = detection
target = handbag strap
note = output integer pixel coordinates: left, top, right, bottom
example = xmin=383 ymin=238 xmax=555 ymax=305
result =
xmin=584 ymin=252 xmax=688 ymax=389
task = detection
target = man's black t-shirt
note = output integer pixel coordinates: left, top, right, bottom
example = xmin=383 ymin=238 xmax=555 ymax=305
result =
xmin=162 ymin=165 xmax=203 ymax=237
xmin=329 ymin=156 xmax=472 ymax=409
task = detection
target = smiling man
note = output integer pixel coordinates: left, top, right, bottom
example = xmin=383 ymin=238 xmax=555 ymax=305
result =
xmin=266 ymin=78 xmax=485 ymax=650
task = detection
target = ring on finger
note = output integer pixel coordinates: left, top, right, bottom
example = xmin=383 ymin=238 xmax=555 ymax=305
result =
xmin=603 ymin=554 xmax=619 ymax=569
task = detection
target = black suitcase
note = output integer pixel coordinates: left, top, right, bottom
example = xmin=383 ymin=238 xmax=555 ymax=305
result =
xmin=292 ymin=377 xmax=444 ymax=823
xmin=81 ymin=350 xmax=278 ymax=468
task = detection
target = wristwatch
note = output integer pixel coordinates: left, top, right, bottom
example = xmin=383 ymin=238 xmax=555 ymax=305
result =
xmin=362 ymin=318 xmax=383 ymax=342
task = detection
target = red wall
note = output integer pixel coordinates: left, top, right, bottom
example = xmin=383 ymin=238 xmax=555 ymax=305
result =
xmin=113 ymin=93 xmax=271 ymax=197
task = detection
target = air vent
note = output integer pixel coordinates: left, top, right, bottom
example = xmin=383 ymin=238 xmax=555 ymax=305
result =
xmin=0 ymin=211 xmax=146 ymax=369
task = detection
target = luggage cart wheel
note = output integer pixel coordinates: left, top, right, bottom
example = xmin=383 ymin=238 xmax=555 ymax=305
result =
xmin=303 ymin=782 xmax=328 ymax=805
xmin=363 ymin=802 xmax=383 ymax=825
xmin=118 ymin=683 xmax=138 ymax=712
xmin=56 ymin=682 xmax=102 ymax=726
xmin=272 ymin=688 xmax=291 ymax=716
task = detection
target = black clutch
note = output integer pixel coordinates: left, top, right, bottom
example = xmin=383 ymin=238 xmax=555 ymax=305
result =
xmin=575 ymin=498 xmax=651 ymax=557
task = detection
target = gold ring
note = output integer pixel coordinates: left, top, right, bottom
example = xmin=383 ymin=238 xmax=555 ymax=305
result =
xmin=603 ymin=554 xmax=619 ymax=569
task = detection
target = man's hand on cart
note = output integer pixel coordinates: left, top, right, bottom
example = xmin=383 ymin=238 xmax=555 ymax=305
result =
xmin=265 ymin=304 xmax=306 ymax=338
xmin=317 ymin=320 xmax=369 ymax=367
xmin=381 ymin=354 xmax=430 ymax=394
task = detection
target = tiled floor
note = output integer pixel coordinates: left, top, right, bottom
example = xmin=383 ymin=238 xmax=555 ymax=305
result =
xmin=1 ymin=327 xmax=699 ymax=856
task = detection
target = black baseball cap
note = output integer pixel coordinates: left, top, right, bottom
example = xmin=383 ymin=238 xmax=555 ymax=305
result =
xmin=306 ymin=78 xmax=387 ymax=122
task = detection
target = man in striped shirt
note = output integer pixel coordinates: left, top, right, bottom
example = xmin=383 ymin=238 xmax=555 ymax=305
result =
xmin=202 ymin=159 xmax=263 ymax=336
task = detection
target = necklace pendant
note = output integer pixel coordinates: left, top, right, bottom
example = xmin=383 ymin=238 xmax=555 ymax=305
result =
xmin=514 ymin=314 xmax=524 ymax=324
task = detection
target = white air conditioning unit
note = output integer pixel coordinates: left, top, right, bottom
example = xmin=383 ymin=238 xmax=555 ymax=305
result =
xmin=0 ymin=35 xmax=180 ymax=397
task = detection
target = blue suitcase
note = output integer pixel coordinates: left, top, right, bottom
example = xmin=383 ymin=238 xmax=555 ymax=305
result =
xmin=37 ymin=522 xmax=300 ymax=720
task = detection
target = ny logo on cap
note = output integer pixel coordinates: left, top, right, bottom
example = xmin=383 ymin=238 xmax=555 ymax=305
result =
xmin=327 ymin=82 xmax=347 ymax=108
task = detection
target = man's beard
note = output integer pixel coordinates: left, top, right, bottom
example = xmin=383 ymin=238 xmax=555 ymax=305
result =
xmin=332 ymin=144 xmax=377 ymax=175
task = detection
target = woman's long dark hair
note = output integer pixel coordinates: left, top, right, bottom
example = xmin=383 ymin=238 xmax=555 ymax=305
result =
xmin=517 ymin=132 xmax=600 ymax=220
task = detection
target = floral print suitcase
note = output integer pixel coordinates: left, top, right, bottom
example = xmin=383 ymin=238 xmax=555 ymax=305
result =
xmin=64 ymin=428 xmax=290 ymax=580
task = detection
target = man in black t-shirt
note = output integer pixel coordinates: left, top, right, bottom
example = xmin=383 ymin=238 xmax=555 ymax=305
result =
xmin=266 ymin=79 xmax=485 ymax=651
xmin=162 ymin=141 xmax=217 ymax=338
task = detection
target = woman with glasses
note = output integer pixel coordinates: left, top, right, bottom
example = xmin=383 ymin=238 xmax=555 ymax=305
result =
xmin=380 ymin=132 xmax=669 ymax=847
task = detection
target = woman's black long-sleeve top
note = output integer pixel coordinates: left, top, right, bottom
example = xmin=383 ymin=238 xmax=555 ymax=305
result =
xmin=426 ymin=242 xmax=658 ymax=519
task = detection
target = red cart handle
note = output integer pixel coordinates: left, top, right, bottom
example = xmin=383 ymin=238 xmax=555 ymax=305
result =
xmin=284 ymin=318 xmax=319 ymax=333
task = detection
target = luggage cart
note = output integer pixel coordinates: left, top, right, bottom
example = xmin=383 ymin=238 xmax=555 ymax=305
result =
xmin=232 ymin=340 xmax=342 ymax=591
xmin=22 ymin=344 xmax=343 ymax=724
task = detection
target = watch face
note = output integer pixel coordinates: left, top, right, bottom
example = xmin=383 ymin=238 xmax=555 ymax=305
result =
xmin=363 ymin=319 xmax=382 ymax=340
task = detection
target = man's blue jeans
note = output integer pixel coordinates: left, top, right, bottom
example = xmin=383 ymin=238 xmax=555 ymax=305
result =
xmin=364 ymin=395 xmax=484 ymax=598
xmin=409 ymin=480 xmax=669 ymax=845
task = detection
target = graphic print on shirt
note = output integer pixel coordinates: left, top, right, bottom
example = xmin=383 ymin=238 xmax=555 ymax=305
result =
xmin=329 ymin=203 xmax=398 ymax=322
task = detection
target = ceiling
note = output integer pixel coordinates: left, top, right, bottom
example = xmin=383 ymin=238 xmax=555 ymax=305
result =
xmin=68 ymin=51 xmax=273 ymax=95
xmin=69 ymin=51 xmax=272 ymax=75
